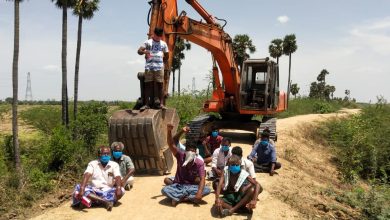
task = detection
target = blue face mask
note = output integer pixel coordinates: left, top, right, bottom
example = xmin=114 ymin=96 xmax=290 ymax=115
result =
xmin=112 ymin=151 xmax=122 ymax=159
xmin=260 ymin=140 xmax=269 ymax=146
xmin=229 ymin=165 xmax=241 ymax=174
xmin=222 ymin=145 xmax=230 ymax=152
xmin=211 ymin=131 xmax=218 ymax=137
xmin=100 ymin=155 xmax=111 ymax=164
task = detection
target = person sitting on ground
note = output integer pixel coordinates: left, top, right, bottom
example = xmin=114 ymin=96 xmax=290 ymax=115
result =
xmin=248 ymin=131 xmax=281 ymax=176
xmin=161 ymin=124 xmax=211 ymax=206
xmin=208 ymin=137 xmax=232 ymax=190
xmin=111 ymin=141 xmax=135 ymax=190
xmin=254 ymin=127 xmax=275 ymax=147
xmin=202 ymin=126 xmax=224 ymax=164
xmin=214 ymin=155 xmax=262 ymax=217
xmin=164 ymin=125 xmax=203 ymax=186
xmin=231 ymin=146 xmax=256 ymax=180
xmin=72 ymin=146 xmax=124 ymax=211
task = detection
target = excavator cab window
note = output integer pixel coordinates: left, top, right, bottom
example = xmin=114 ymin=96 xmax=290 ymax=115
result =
xmin=240 ymin=61 xmax=270 ymax=110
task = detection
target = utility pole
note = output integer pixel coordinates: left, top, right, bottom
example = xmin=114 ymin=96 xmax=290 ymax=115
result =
xmin=191 ymin=77 xmax=196 ymax=94
xmin=25 ymin=72 xmax=33 ymax=101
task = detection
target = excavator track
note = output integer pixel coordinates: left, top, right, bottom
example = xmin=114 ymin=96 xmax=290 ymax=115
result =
xmin=259 ymin=117 xmax=277 ymax=141
xmin=109 ymin=108 xmax=179 ymax=175
xmin=185 ymin=114 xmax=215 ymax=144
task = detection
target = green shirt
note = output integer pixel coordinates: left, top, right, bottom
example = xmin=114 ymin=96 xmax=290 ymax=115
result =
xmin=116 ymin=154 xmax=135 ymax=178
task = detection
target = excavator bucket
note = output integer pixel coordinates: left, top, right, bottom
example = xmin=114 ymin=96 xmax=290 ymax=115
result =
xmin=109 ymin=108 xmax=179 ymax=175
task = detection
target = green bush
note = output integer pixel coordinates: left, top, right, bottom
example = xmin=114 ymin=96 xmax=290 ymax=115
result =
xmin=318 ymin=101 xmax=390 ymax=183
xmin=20 ymin=105 xmax=61 ymax=134
xmin=167 ymin=90 xmax=208 ymax=127
xmin=313 ymin=101 xmax=334 ymax=113
xmin=71 ymin=102 xmax=108 ymax=150
xmin=277 ymin=97 xmax=345 ymax=118
xmin=28 ymin=168 xmax=54 ymax=192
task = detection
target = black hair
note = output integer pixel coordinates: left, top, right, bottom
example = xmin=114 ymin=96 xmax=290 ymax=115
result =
xmin=222 ymin=137 xmax=232 ymax=145
xmin=261 ymin=131 xmax=270 ymax=138
xmin=154 ymin=27 xmax=163 ymax=37
xmin=185 ymin=140 xmax=197 ymax=150
xmin=231 ymin=146 xmax=243 ymax=157
xmin=211 ymin=125 xmax=218 ymax=131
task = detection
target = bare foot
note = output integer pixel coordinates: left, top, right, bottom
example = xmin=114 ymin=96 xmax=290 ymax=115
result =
xmin=105 ymin=201 xmax=113 ymax=211
xmin=171 ymin=199 xmax=178 ymax=207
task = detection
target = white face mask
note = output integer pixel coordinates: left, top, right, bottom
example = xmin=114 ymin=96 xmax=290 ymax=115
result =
xmin=182 ymin=151 xmax=196 ymax=167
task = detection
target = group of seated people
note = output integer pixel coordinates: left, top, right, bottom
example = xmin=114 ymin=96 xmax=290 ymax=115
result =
xmin=72 ymin=124 xmax=281 ymax=217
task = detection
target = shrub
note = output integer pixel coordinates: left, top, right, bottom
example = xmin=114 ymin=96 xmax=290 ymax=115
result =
xmin=167 ymin=90 xmax=208 ymax=127
xmin=313 ymin=101 xmax=334 ymax=113
xmin=277 ymin=97 xmax=345 ymax=118
xmin=20 ymin=106 xmax=61 ymax=134
xmin=71 ymin=102 xmax=108 ymax=151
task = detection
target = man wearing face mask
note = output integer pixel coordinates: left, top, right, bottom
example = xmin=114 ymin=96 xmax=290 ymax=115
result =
xmin=202 ymin=126 xmax=223 ymax=164
xmin=248 ymin=131 xmax=281 ymax=176
xmin=111 ymin=142 xmax=135 ymax=191
xmin=72 ymin=146 xmax=124 ymax=211
xmin=162 ymin=124 xmax=211 ymax=206
xmin=208 ymin=138 xmax=232 ymax=189
xmin=215 ymin=155 xmax=262 ymax=217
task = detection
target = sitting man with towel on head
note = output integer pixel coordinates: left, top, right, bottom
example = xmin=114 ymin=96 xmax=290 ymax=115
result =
xmin=161 ymin=124 xmax=211 ymax=206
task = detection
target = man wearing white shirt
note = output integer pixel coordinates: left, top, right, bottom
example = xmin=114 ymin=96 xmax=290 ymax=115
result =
xmin=208 ymin=137 xmax=232 ymax=190
xmin=72 ymin=146 xmax=124 ymax=211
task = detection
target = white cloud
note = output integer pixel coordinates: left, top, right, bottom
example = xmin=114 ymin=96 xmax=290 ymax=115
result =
xmin=277 ymin=15 xmax=289 ymax=24
xmin=43 ymin=65 xmax=60 ymax=71
xmin=348 ymin=17 xmax=390 ymax=55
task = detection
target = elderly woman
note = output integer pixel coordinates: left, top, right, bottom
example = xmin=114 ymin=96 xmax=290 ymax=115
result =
xmin=111 ymin=141 xmax=135 ymax=190
xmin=214 ymin=155 xmax=262 ymax=217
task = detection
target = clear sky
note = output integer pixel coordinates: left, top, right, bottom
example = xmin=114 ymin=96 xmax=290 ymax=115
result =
xmin=0 ymin=0 xmax=389 ymax=103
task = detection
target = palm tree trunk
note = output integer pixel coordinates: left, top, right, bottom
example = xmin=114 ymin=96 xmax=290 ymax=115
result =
xmin=172 ymin=69 xmax=175 ymax=96
xmin=62 ymin=5 xmax=69 ymax=126
xmin=178 ymin=67 xmax=181 ymax=96
xmin=276 ymin=57 xmax=279 ymax=65
xmin=74 ymin=14 xmax=83 ymax=121
xmin=287 ymin=53 xmax=292 ymax=108
xmin=12 ymin=0 xmax=22 ymax=188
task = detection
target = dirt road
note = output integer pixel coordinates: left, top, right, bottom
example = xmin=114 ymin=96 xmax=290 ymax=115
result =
xmin=31 ymin=109 xmax=360 ymax=220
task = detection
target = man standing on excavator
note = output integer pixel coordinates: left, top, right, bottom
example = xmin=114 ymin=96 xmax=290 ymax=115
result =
xmin=137 ymin=27 xmax=169 ymax=110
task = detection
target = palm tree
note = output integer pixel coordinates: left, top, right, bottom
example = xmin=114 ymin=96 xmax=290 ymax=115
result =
xmin=10 ymin=0 xmax=23 ymax=188
xmin=73 ymin=0 xmax=99 ymax=120
xmin=290 ymin=83 xmax=300 ymax=99
xmin=52 ymin=0 xmax=76 ymax=127
xmin=268 ymin=38 xmax=283 ymax=64
xmin=282 ymin=34 xmax=298 ymax=107
xmin=317 ymin=69 xmax=329 ymax=83
xmin=171 ymin=38 xmax=191 ymax=96
xmin=232 ymin=34 xmax=256 ymax=71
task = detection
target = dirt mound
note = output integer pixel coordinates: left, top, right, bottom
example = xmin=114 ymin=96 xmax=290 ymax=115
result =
xmin=30 ymin=109 xmax=361 ymax=220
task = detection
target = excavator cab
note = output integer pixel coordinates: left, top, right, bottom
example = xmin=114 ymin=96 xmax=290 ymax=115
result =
xmin=239 ymin=58 xmax=279 ymax=111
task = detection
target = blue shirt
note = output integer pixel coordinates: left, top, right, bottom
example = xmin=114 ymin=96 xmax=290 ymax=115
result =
xmin=248 ymin=142 xmax=277 ymax=164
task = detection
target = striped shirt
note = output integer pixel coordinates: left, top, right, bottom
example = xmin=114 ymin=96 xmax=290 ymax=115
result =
xmin=142 ymin=39 xmax=168 ymax=71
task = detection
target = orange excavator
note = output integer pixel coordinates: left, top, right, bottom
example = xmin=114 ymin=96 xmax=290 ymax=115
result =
xmin=109 ymin=0 xmax=287 ymax=175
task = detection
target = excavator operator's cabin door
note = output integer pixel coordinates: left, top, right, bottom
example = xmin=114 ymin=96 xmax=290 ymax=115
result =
xmin=239 ymin=60 xmax=270 ymax=110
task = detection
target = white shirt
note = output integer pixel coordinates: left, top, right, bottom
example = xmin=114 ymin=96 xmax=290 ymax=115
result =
xmin=84 ymin=160 xmax=121 ymax=190
xmin=211 ymin=147 xmax=232 ymax=168
xmin=242 ymin=158 xmax=256 ymax=178
xmin=142 ymin=39 xmax=169 ymax=71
